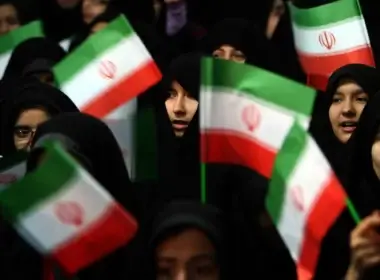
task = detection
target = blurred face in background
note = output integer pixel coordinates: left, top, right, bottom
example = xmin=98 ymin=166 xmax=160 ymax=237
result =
xmin=0 ymin=3 xmax=20 ymax=35
xmin=56 ymin=0 xmax=80 ymax=9
xmin=156 ymin=228 xmax=219 ymax=280
xmin=165 ymin=81 xmax=198 ymax=137
xmin=91 ymin=21 xmax=108 ymax=33
xmin=329 ymin=78 xmax=369 ymax=143
xmin=13 ymin=108 xmax=50 ymax=151
xmin=82 ymin=0 xmax=108 ymax=24
xmin=212 ymin=45 xmax=246 ymax=63
xmin=266 ymin=0 xmax=285 ymax=38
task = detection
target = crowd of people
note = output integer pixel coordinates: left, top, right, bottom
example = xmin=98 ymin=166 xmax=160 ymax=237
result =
xmin=2 ymin=0 xmax=380 ymax=279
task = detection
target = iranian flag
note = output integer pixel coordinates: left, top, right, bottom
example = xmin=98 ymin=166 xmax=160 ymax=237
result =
xmin=200 ymin=58 xmax=316 ymax=178
xmin=54 ymin=14 xmax=161 ymax=176
xmin=289 ymin=0 xmax=375 ymax=91
xmin=266 ymin=121 xmax=346 ymax=279
xmin=0 ymin=151 xmax=27 ymax=188
xmin=0 ymin=142 xmax=138 ymax=274
xmin=54 ymin=14 xmax=161 ymax=118
xmin=0 ymin=21 xmax=44 ymax=78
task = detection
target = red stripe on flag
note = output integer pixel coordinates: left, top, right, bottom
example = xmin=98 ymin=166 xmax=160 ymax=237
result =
xmin=53 ymin=203 xmax=138 ymax=274
xmin=201 ymin=130 xmax=276 ymax=178
xmin=82 ymin=60 xmax=162 ymax=118
xmin=298 ymin=46 xmax=374 ymax=76
xmin=297 ymin=174 xmax=346 ymax=280
xmin=307 ymin=74 xmax=329 ymax=91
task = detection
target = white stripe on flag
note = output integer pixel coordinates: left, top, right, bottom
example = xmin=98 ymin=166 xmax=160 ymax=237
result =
xmin=201 ymin=91 xmax=308 ymax=150
xmin=277 ymin=137 xmax=332 ymax=260
xmin=61 ymin=34 xmax=151 ymax=109
xmin=0 ymin=51 xmax=11 ymax=78
xmin=293 ymin=17 xmax=370 ymax=55
xmin=16 ymin=169 xmax=113 ymax=253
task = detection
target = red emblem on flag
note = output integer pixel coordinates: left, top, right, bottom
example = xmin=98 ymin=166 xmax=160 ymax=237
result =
xmin=242 ymin=104 xmax=260 ymax=132
xmin=291 ymin=186 xmax=304 ymax=211
xmin=54 ymin=201 xmax=84 ymax=226
xmin=99 ymin=60 xmax=117 ymax=79
xmin=318 ymin=31 xmax=336 ymax=50
xmin=0 ymin=174 xmax=17 ymax=184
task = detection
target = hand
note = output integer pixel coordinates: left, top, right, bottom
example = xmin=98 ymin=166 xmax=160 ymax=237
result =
xmin=345 ymin=211 xmax=380 ymax=279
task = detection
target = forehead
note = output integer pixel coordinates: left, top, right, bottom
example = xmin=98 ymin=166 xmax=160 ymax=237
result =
xmin=216 ymin=44 xmax=240 ymax=52
xmin=334 ymin=78 xmax=364 ymax=94
xmin=0 ymin=4 xmax=17 ymax=15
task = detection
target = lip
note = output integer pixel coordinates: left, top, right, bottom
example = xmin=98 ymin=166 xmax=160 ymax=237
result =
xmin=340 ymin=126 xmax=356 ymax=133
xmin=172 ymin=123 xmax=188 ymax=130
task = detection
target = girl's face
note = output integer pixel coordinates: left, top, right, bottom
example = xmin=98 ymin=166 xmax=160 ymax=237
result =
xmin=0 ymin=4 xmax=20 ymax=35
xmin=372 ymin=134 xmax=380 ymax=179
xmin=329 ymin=79 xmax=369 ymax=143
xmin=13 ymin=108 xmax=50 ymax=151
xmin=212 ymin=45 xmax=246 ymax=63
xmin=82 ymin=0 xmax=108 ymax=24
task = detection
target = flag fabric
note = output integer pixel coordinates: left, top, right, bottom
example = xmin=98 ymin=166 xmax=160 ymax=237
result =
xmin=0 ymin=21 xmax=44 ymax=78
xmin=200 ymin=58 xmax=316 ymax=178
xmin=0 ymin=142 xmax=138 ymax=274
xmin=266 ymin=121 xmax=347 ymax=280
xmin=289 ymin=0 xmax=374 ymax=90
xmin=0 ymin=151 xmax=27 ymax=188
xmin=54 ymin=14 xmax=162 ymax=118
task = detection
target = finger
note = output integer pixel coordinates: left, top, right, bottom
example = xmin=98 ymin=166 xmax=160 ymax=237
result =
xmin=351 ymin=214 xmax=380 ymax=239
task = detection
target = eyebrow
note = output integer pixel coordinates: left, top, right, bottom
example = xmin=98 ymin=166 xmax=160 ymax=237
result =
xmin=334 ymin=89 xmax=366 ymax=96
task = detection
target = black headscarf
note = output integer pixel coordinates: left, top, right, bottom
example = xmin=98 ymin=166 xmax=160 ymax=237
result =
xmin=155 ymin=52 xmax=201 ymax=204
xmin=146 ymin=201 xmax=230 ymax=279
xmin=0 ymin=78 xmax=78 ymax=156
xmin=2 ymin=38 xmax=66 ymax=81
xmin=199 ymin=18 xmax=278 ymax=72
xmin=310 ymin=64 xmax=380 ymax=182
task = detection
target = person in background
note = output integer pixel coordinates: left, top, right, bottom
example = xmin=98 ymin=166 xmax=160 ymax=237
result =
xmin=147 ymin=201 xmax=229 ymax=280
xmin=266 ymin=0 xmax=285 ymax=39
xmin=82 ymin=0 xmax=109 ymax=24
xmin=2 ymin=37 xmax=66 ymax=84
xmin=199 ymin=18 xmax=278 ymax=74
xmin=310 ymin=64 xmax=380 ymax=182
xmin=0 ymin=0 xmax=24 ymax=35
xmin=0 ymin=78 xmax=78 ymax=157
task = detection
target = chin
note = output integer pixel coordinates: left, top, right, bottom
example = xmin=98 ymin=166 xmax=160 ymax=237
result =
xmin=174 ymin=131 xmax=185 ymax=137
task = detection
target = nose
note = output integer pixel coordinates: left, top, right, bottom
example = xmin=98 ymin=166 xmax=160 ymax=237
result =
xmin=341 ymin=99 xmax=356 ymax=115
xmin=173 ymin=95 xmax=186 ymax=116
xmin=174 ymin=270 xmax=187 ymax=280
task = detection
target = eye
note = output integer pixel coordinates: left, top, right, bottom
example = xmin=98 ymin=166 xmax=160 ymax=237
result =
xmin=196 ymin=265 xmax=215 ymax=276
xmin=168 ymin=90 xmax=177 ymax=99
xmin=356 ymin=95 xmax=368 ymax=103
xmin=331 ymin=96 xmax=342 ymax=103
xmin=14 ymin=126 xmax=33 ymax=138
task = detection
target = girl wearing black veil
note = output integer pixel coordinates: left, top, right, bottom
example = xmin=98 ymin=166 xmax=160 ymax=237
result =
xmin=1 ymin=112 xmax=141 ymax=280
xmin=310 ymin=64 xmax=380 ymax=183
xmin=0 ymin=78 xmax=78 ymax=157
xmin=2 ymin=37 xmax=66 ymax=84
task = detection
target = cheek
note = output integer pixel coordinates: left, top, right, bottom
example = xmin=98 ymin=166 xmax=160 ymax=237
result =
xmin=165 ymin=100 xmax=173 ymax=114
xmin=355 ymin=103 xmax=367 ymax=117
xmin=328 ymin=105 xmax=339 ymax=126
xmin=372 ymin=142 xmax=380 ymax=165
xmin=188 ymin=100 xmax=199 ymax=119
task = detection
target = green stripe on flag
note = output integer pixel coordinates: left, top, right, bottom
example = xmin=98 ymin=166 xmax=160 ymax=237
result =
xmin=0 ymin=21 xmax=44 ymax=54
xmin=54 ymin=14 xmax=134 ymax=85
xmin=0 ymin=151 xmax=27 ymax=172
xmin=289 ymin=0 xmax=361 ymax=27
xmin=201 ymin=58 xmax=316 ymax=116
xmin=0 ymin=142 xmax=76 ymax=220
xmin=266 ymin=121 xmax=307 ymax=224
